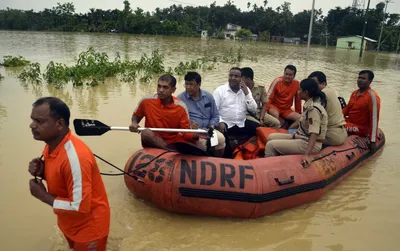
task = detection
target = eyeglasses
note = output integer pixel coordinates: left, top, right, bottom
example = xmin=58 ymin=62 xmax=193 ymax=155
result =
xmin=184 ymin=82 xmax=198 ymax=87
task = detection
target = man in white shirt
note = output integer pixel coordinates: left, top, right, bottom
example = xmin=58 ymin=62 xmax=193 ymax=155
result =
xmin=213 ymin=67 xmax=260 ymax=158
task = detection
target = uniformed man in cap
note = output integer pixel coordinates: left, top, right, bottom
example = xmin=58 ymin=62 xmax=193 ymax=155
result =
xmin=241 ymin=67 xmax=281 ymax=128
xmin=308 ymin=71 xmax=347 ymax=146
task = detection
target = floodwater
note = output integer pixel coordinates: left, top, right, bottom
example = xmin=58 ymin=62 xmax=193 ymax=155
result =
xmin=0 ymin=30 xmax=399 ymax=251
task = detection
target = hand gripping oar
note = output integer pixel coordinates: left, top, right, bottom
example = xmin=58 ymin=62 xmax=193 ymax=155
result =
xmin=73 ymin=119 xmax=219 ymax=147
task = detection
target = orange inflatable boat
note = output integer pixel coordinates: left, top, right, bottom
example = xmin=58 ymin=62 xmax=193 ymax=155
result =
xmin=123 ymin=128 xmax=385 ymax=218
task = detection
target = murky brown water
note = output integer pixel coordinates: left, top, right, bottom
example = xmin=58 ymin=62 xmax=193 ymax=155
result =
xmin=0 ymin=30 xmax=399 ymax=251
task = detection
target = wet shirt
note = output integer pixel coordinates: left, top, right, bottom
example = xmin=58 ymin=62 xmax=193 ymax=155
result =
xmin=264 ymin=76 xmax=302 ymax=113
xmin=296 ymin=98 xmax=328 ymax=141
xmin=177 ymin=89 xmax=219 ymax=129
xmin=43 ymin=130 xmax=110 ymax=243
xmin=342 ymin=88 xmax=380 ymax=142
xmin=323 ymin=86 xmax=346 ymax=128
xmin=133 ymin=94 xmax=196 ymax=144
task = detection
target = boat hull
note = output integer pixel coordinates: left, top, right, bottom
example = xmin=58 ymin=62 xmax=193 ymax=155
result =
xmin=123 ymin=129 xmax=385 ymax=218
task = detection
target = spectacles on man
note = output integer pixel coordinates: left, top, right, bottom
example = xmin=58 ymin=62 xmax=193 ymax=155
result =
xmin=184 ymin=82 xmax=198 ymax=87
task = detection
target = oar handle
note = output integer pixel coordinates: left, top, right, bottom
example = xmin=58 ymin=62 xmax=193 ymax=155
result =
xmin=110 ymin=126 xmax=208 ymax=134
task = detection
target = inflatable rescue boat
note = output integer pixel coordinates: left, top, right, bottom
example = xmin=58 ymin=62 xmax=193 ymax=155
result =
xmin=123 ymin=128 xmax=385 ymax=218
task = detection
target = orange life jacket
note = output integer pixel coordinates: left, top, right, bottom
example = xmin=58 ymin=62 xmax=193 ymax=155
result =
xmin=257 ymin=127 xmax=289 ymax=144
xmin=233 ymin=136 xmax=265 ymax=160
xmin=233 ymin=128 xmax=289 ymax=160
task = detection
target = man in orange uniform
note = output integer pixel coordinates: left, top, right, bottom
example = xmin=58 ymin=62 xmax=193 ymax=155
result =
xmin=264 ymin=65 xmax=302 ymax=127
xmin=129 ymin=74 xmax=199 ymax=149
xmin=28 ymin=97 xmax=110 ymax=251
xmin=343 ymin=70 xmax=381 ymax=152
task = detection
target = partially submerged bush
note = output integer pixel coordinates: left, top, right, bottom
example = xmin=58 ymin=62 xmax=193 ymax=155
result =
xmin=1 ymin=56 xmax=30 ymax=67
xmin=9 ymin=46 xmax=254 ymax=86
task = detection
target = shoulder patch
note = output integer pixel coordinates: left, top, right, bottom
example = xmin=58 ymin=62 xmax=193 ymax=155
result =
xmin=265 ymin=77 xmax=282 ymax=98
xmin=137 ymin=95 xmax=157 ymax=104
xmin=134 ymin=95 xmax=157 ymax=114
xmin=174 ymin=99 xmax=190 ymax=116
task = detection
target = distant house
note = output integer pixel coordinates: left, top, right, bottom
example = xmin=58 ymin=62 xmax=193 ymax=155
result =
xmin=336 ymin=35 xmax=377 ymax=50
xmin=201 ymin=30 xmax=208 ymax=38
xmin=223 ymin=23 xmax=242 ymax=39
xmin=283 ymin=37 xmax=301 ymax=44
xmin=270 ymin=36 xmax=283 ymax=43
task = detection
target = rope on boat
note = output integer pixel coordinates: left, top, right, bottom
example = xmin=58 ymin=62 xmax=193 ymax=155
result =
xmin=310 ymin=144 xmax=369 ymax=163
xmin=94 ymin=150 xmax=172 ymax=182
xmin=94 ymin=142 xmax=372 ymax=180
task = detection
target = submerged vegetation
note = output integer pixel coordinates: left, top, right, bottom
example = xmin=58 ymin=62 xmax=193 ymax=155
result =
xmin=1 ymin=46 xmax=255 ymax=86
xmin=0 ymin=56 xmax=30 ymax=67
xmin=18 ymin=63 xmax=42 ymax=84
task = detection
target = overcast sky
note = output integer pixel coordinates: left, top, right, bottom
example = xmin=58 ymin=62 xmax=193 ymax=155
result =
xmin=0 ymin=0 xmax=399 ymax=15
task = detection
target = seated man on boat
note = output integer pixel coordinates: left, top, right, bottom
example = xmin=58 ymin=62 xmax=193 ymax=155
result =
xmin=264 ymin=78 xmax=328 ymax=163
xmin=264 ymin=65 xmax=302 ymax=128
xmin=308 ymin=71 xmax=348 ymax=146
xmin=241 ymin=67 xmax=281 ymax=128
xmin=129 ymin=74 xmax=199 ymax=149
xmin=342 ymin=70 xmax=381 ymax=152
xmin=213 ymin=67 xmax=261 ymax=158
xmin=177 ymin=71 xmax=226 ymax=157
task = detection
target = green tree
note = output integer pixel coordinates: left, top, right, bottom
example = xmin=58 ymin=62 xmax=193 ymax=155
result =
xmin=235 ymin=28 xmax=253 ymax=40
xmin=259 ymin=30 xmax=270 ymax=41
xmin=0 ymin=0 xmax=399 ymax=51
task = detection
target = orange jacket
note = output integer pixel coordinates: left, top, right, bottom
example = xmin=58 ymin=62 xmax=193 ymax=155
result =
xmin=342 ymin=88 xmax=381 ymax=142
xmin=265 ymin=76 xmax=301 ymax=113
xmin=43 ymin=130 xmax=110 ymax=242
xmin=134 ymin=95 xmax=197 ymax=144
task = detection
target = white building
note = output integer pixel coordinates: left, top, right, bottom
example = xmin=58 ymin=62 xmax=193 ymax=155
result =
xmin=223 ymin=23 xmax=242 ymax=39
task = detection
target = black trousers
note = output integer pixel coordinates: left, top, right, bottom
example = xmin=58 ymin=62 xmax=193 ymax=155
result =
xmin=223 ymin=119 xmax=261 ymax=158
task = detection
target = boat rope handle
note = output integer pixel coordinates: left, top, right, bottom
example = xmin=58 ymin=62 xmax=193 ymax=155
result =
xmin=94 ymin=141 xmax=372 ymax=176
xmin=93 ymin=150 xmax=173 ymax=183
xmin=304 ymin=143 xmax=370 ymax=168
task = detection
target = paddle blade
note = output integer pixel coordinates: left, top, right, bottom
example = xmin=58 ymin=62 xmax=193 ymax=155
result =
xmin=73 ymin=119 xmax=111 ymax=136
xmin=338 ymin=97 xmax=347 ymax=109
xmin=210 ymin=130 xmax=219 ymax=147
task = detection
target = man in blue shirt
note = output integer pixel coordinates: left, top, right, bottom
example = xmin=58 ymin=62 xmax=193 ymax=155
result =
xmin=178 ymin=72 xmax=226 ymax=157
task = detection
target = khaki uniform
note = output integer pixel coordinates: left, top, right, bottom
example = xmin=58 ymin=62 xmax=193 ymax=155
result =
xmin=246 ymin=83 xmax=281 ymax=128
xmin=265 ymin=98 xmax=328 ymax=157
xmin=322 ymin=86 xmax=348 ymax=146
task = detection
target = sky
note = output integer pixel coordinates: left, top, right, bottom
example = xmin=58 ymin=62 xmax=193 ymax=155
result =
xmin=0 ymin=0 xmax=399 ymax=15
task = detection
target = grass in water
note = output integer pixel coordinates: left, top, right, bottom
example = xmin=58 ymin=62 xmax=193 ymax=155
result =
xmin=8 ymin=46 xmax=255 ymax=86
xmin=0 ymin=56 xmax=30 ymax=67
